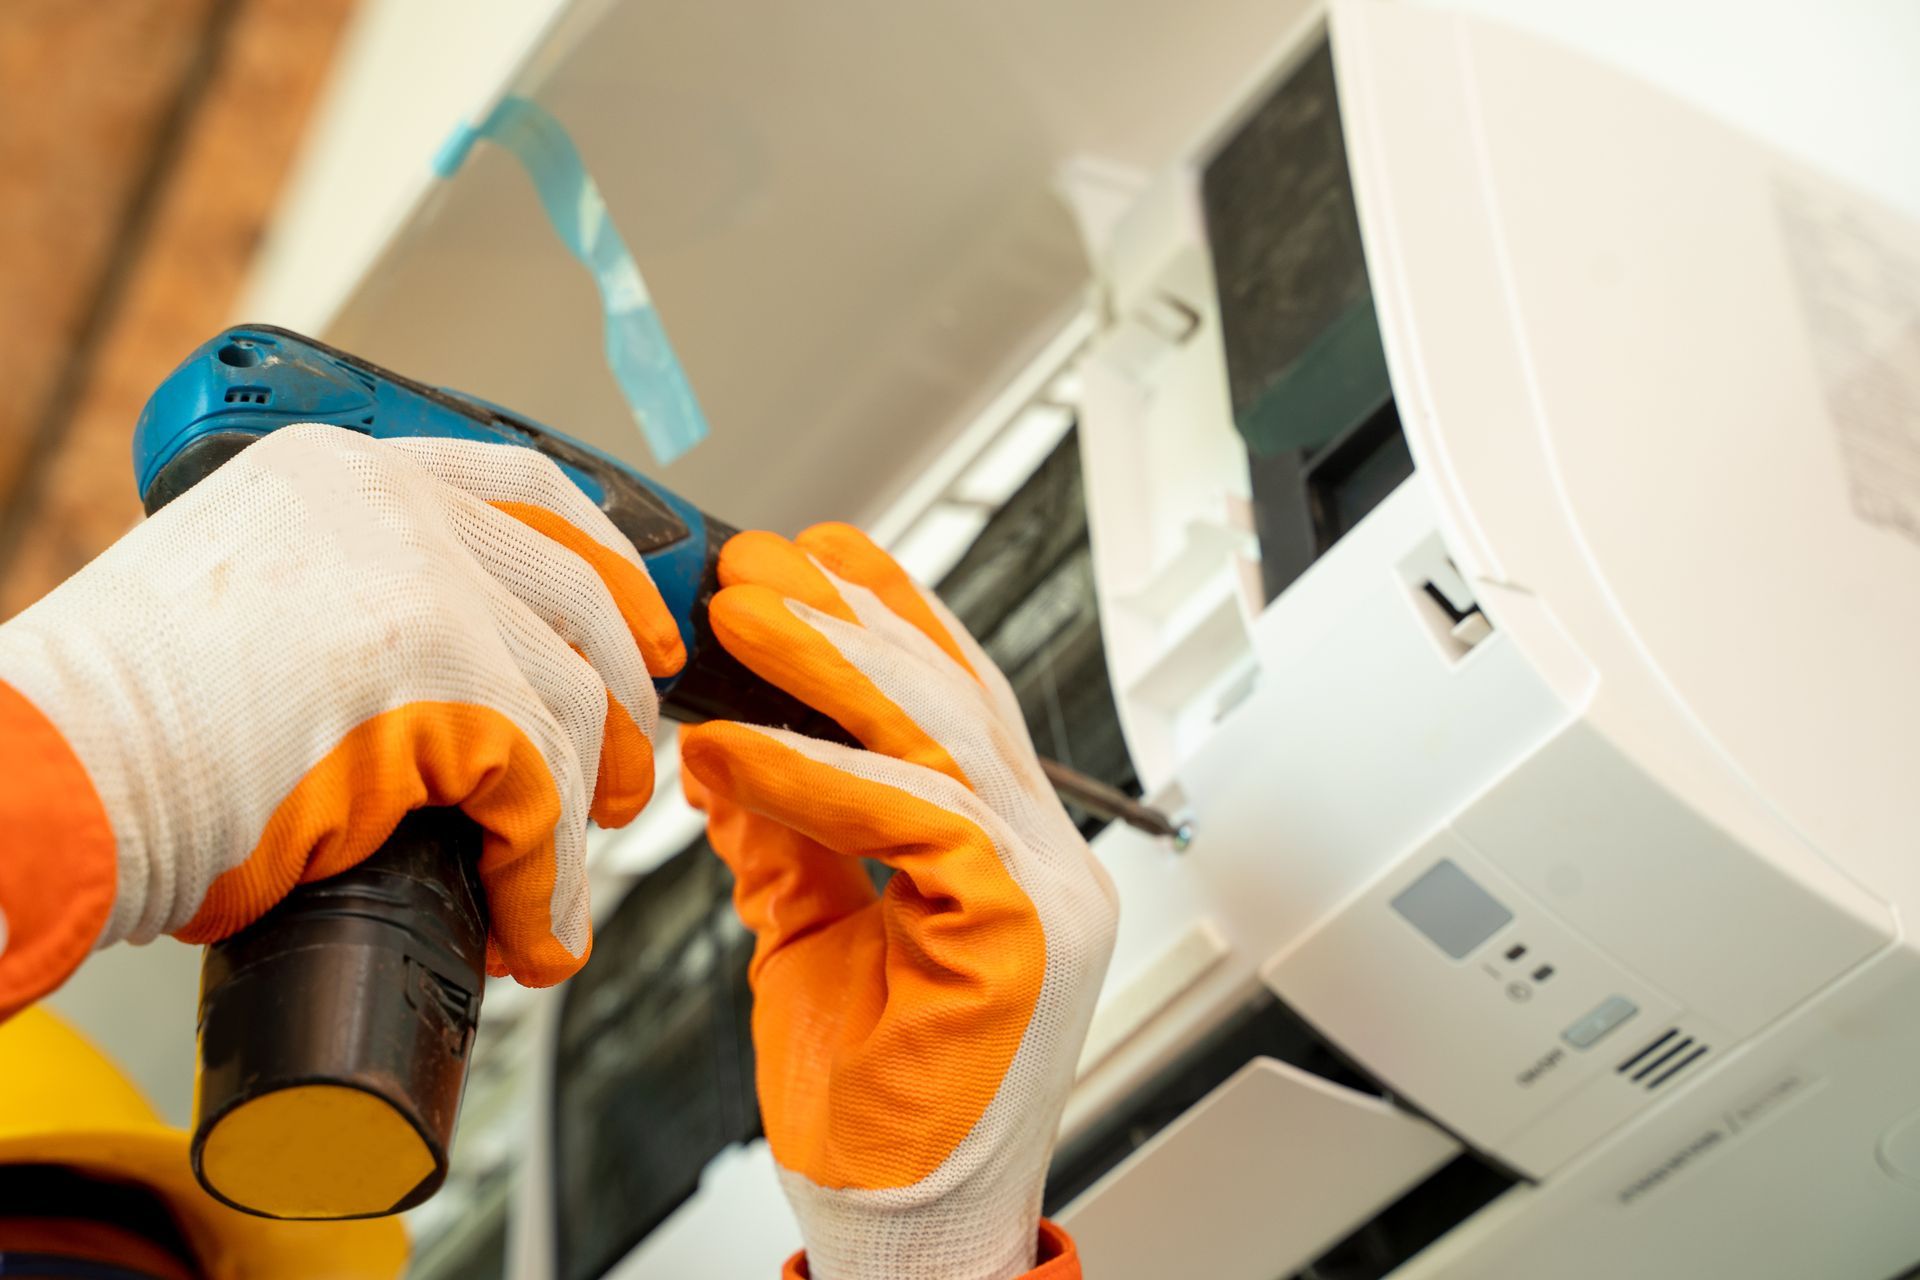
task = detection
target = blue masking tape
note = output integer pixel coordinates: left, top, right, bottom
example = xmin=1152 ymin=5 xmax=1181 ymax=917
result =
xmin=434 ymin=97 xmax=710 ymax=465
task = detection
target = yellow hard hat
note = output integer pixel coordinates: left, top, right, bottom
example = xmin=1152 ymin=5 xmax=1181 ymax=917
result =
xmin=0 ymin=1007 xmax=409 ymax=1279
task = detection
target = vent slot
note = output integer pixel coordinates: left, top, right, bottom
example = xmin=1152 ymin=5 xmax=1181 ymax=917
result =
xmin=1616 ymin=1028 xmax=1710 ymax=1090
xmin=1399 ymin=537 xmax=1495 ymax=663
xmin=223 ymin=386 xmax=271 ymax=405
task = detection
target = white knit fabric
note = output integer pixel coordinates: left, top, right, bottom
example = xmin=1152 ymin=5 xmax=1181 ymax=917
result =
xmin=751 ymin=565 xmax=1118 ymax=1280
xmin=0 ymin=424 xmax=659 ymax=955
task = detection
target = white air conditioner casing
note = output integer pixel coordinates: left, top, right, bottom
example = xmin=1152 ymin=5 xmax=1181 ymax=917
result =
xmin=1057 ymin=5 xmax=1920 ymax=1278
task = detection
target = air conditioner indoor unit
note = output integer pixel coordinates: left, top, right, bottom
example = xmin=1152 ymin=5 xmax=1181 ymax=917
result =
xmin=468 ymin=4 xmax=1920 ymax=1278
xmin=1046 ymin=4 xmax=1920 ymax=1276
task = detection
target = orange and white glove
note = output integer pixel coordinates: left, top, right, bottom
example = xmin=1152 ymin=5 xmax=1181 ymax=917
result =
xmin=681 ymin=524 xmax=1117 ymax=1280
xmin=0 ymin=423 xmax=683 ymax=1019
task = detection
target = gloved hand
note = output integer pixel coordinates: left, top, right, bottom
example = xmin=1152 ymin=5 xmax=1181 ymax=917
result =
xmin=681 ymin=523 xmax=1118 ymax=1280
xmin=0 ymin=423 xmax=682 ymax=1015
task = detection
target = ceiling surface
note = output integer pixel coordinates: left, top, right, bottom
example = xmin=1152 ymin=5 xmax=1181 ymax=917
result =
xmin=322 ymin=0 xmax=1317 ymax=536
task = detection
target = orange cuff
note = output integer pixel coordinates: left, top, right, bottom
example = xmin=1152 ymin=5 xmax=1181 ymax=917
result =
xmin=780 ymin=1221 xmax=1081 ymax=1279
xmin=0 ymin=680 xmax=116 ymax=1021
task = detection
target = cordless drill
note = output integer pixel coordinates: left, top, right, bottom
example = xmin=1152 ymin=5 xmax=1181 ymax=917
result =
xmin=135 ymin=325 xmax=861 ymax=1221
xmin=136 ymin=325 xmax=1168 ymax=1222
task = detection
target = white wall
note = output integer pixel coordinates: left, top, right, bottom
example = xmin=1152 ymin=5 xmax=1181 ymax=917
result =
xmin=45 ymin=938 xmax=201 ymax=1125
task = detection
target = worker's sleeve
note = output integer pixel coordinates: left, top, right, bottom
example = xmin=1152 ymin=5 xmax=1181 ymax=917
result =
xmin=0 ymin=679 xmax=116 ymax=1022
xmin=779 ymin=1221 xmax=1082 ymax=1279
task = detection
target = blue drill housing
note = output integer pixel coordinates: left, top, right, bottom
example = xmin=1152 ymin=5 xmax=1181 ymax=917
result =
xmin=132 ymin=325 xmax=709 ymax=689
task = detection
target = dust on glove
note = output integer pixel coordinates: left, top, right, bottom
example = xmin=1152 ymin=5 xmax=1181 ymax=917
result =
xmin=0 ymin=423 xmax=683 ymax=1017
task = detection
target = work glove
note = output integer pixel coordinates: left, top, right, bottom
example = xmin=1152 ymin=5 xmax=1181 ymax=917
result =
xmin=681 ymin=523 xmax=1118 ymax=1280
xmin=0 ymin=423 xmax=682 ymax=1018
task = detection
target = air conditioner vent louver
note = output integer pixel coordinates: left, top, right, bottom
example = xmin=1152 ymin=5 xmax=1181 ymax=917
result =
xmin=1616 ymin=1027 xmax=1710 ymax=1090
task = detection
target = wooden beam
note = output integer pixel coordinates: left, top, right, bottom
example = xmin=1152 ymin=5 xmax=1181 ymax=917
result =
xmin=1 ymin=0 xmax=358 ymax=617
xmin=0 ymin=0 xmax=217 ymax=509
